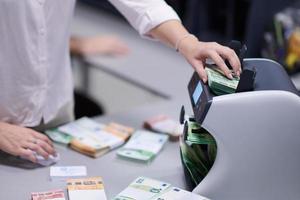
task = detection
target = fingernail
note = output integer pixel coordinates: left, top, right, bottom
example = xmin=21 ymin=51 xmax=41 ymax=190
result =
xmin=236 ymin=70 xmax=240 ymax=76
xmin=228 ymin=73 xmax=233 ymax=79
xmin=202 ymin=77 xmax=207 ymax=83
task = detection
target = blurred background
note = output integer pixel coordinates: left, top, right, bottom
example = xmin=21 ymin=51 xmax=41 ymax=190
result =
xmin=71 ymin=0 xmax=300 ymax=118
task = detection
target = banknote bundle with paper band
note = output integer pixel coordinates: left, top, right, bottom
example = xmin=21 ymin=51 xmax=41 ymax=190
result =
xmin=67 ymin=177 xmax=107 ymax=200
xmin=31 ymin=189 xmax=66 ymax=200
xmin=46 ymin=117 xmax=134 ymax=158
xmin=205 ymin=67 xmax=240 ymax=95
xmin=143 ymin=115 xmax=183 ymax=141
xmin=113 ymin=177 xmax=210 ymax=200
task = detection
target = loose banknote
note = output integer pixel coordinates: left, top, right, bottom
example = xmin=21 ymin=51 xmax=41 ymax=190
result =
xmin=117 ymin=130 xmax=168 ymax=162
xmin=67 ymin=177 xmax=107 ymax=200
xmin=31 ymin=189 xmax=66 ymax=200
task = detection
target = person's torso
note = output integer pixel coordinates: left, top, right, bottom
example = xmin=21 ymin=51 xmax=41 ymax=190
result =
xmin=0 ymin=0 xmax=76 ymax=126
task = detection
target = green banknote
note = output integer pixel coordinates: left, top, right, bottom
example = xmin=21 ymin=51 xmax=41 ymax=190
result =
xmin=186 ymin=122 xmax=215 ymax=145
xmin=180 ymin=121 xmax=217 ymax=185
xmin=205 ymin=67 xmax=240 ymax=95
xmin=151 ymin=187 xmax=210 ymax=200
xmin=114 ymin=177 xmax=211 ymax=200
xmin=45 ymin=128 xmax=73 ymax=145
xmin=117 ymin=130 xmax=168 ymax=162
xmin=113 ymin=177 xmax=171 ymax=200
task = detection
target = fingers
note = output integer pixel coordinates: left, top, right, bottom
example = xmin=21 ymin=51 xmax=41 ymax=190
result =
xmin=24 ymin=141 xmax=50 ymax=159
xmin=0 ymin=122 xmax=57 ymax=163
xmin=192 ymin=61 xmax=207 ymax=83
xmin=37 ymin=139 xmax=56 ymax=156
xmin=31 ymin=130 xmax=53 ymax=146
xmin=206 ymin=50 xmax=233 ymax=79
xmin=28 ymin=130 xmax=56 ymax=157
xmin=194 ymin=42 xmax=242 ymax=79
xmin=19 ymin=149 xmax=36 ymax=163
xmin=216 ymin=46 xmax=241 ymax=75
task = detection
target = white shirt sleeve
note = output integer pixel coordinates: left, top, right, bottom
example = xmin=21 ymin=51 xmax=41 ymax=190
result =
xmin=108 ymin=0 xmax=181 ymax=38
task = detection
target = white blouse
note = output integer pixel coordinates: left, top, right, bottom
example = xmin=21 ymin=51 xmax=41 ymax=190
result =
xmin=0 ymin=0 xmax=179 ymax=126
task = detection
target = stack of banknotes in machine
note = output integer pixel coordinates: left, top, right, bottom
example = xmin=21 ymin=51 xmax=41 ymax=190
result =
xmin=180 ymin=119 xmax=217 ymax=187
xmin=205 ymin=67 xmax=240 ymax=95
xmin=113 ymin=177 xmax=210 ymax=200
xmin=45 ymin=117 xmax=134 ymax=158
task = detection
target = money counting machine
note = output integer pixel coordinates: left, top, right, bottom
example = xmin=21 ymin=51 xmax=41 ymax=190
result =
xmin=180 ymin=58 xmax=300 ymax=200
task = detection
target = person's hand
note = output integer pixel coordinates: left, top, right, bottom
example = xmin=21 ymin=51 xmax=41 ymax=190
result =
xmin=70 ymin=35 xmax=129 ymax=56
xmin=0 ymin=122 xmax=56 ymax=163
xmin=178 ymin=36 xmax=241 ymax=83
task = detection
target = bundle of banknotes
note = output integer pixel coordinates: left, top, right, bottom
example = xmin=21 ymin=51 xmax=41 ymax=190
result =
xmin=117 ymin=130 xmax=168 ymax=163
xmin=67 ymin=177 xmax=107 ymax=200
xmin=45 ymin=117 xmax=134 ymax=158
xmin=31 ymin=189 xmax=66 ymax=200
xmin=113 ymin=177 xmax=210 ymax=200
xmin=31 ymin=176 xmax=107 ymax=200
xmin=143 ymin=115 xmax=183 ymax=141
xmin=180 ymin=120 xmax=217 ymax=186
xmin=205 ymin=67 xmax=240 ymax=95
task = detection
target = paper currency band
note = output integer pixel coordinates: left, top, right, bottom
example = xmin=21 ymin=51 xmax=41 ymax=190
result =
xmin=175 ymin=34 xmax=198 ymax=52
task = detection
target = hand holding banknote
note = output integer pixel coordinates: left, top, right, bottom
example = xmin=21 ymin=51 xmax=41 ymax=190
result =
xmin=0 ymin=122 xmax=56 ymax=163
xmin=179 ymin=39 xmax=241 ymax=83
xmin=149 ymin=20 xmax=241 ymax=83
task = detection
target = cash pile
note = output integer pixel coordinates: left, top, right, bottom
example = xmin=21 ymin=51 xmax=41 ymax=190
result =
xmin=180 ymin=120 xmax=217 ymax=186
xmin=205 ymin=67 xmax=240 ymax=95
xmin=31 ymin=189 xmax=65 ymax=200
xmin=113 ymin=177 xmax=210 ymax=200
xmin=46 ymin=117 xmax=134 ymax=158
xmin=143 ymin=115 xmax=183 ymax=141
xmin=117 ymin=130 xmax=168 ymax=163
xmin=67 ymin=177 xmax=107 ymax=200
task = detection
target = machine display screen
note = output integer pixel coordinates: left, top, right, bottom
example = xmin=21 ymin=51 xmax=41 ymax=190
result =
xmin=192 ymin=82 xmax=202 ymax=105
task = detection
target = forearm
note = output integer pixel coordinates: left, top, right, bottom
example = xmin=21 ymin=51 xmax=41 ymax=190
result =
xmin=149 ymin=20 xmax=198 ymax=52
xmin=108 ymin=0 xmax=180 ymax=36
xmin=70 ymin=36 xmax=81 ymax=55
xmin=109 ymin=0 xmax=241 ymax=81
